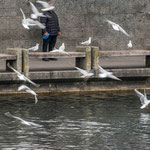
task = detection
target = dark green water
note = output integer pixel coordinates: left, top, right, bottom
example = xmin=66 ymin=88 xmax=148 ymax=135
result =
xmin=0 ymin=92 xmax=150 ymax=150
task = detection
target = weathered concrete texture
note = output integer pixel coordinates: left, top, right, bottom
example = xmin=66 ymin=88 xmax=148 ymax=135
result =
xmin=0 ymin=78 xmax=149 ymax=95
xmin=0 ymin=0 xmax=150 ymax=51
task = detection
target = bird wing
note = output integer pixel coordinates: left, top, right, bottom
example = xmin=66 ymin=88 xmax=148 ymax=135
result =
xmin=33 ymin=20 xmax=46 ymax=29
xmin=75 ymin=67 xmax=88 ymax=75
xmin=28 ymin=46 xmax=36 ymax=51
xmin=81 ymin=41 xmax=88 ymax=45
xmin=34 ymin=95 xmax=38 ymax=104
xmin=26 ymin=18 xmax=37 ymax=26
xmin=20 ymin=8 xmax=26 ymax=20
xmin=98 ymin=65 xmax=108 ymax=73
xmin=18 ymin=85 xmax=30 ymax=91
xmin=24 ymin=76 xmax=40 ymax=88
xmin=7 ymin=63 xmax=22 ymax=76
xmin=108 ymin=74 xmax=122 ymax=81
xmin=134 ymin=89 xmax=145 ymax=105
xmin=36 ymin=0 xmax=50 ymax=8
xmin=118 ymin=25 xmax=130 ymax=37
xmin=29 ymin=1 xmax=39 ymax=14
xmin=144 ymin=89 xmax=148 ymax=103
xmin=50 ymin=49 xmax=59 ymax=53
xmin=5 ymin=112 xmax=25 ymax=122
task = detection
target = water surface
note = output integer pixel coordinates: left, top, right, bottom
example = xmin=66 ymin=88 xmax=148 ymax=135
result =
xmin=0 ymin=92 xmax=150 ymax=150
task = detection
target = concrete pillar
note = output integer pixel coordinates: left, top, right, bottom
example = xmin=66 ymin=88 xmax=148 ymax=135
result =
xmin=22 ymin=49 xmax=29 ymax=77
xmin=6 ymin=48 xmax=22 ymax=72
xmin=91 ymin=46 xmax=99 ymax=77
xmin=145 ymin=44 xmax=150 ymax=50
xmin=76 ymin=46 xmax=91 ymax=71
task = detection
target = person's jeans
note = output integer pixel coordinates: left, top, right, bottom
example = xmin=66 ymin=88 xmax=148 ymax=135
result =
xmin=42 ymin=35 xmax=57 ymax=52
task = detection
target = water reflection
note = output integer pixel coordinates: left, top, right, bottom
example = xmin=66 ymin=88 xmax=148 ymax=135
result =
xmin=0 ymin=93 xmax=150 ymax=149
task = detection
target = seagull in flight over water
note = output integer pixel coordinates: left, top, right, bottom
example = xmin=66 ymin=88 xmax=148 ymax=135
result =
xmin=105 ymin=19 xmax=130 ymax=37
xmin=98 ymin=65 xmax=121 ymax=81
xmin=5 ymin=112 xmax=42 ymax=127
xmin=28 ymin=43 xmax=39 ymax=51
xmin=7 ymin=63 xmax=40 ymax=88
xmin=29 ymin=1 xmax=46 ymax=19
xmin=75 ymin=67 xmax=94 ymax=79
xmin=36 ymin=0 xmax=55 ymax=11
xmin=18 ymin=85 xmax=38 ymax=104
xmin=134 ymin=89 xmax=150 ymax=110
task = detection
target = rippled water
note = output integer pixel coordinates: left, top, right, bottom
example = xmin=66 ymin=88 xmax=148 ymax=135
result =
xmin=0 ymin=92 xmax=150 ymax=150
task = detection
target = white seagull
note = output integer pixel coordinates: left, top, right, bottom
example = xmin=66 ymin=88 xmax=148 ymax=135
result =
xmin=81 ymin=37 xmax=91 ymax=46
xmin=127 ymin=40 xmax=132 ymax=48
xmin=75 ymin=67 xmax=94 ymax=79
xmin=5 ymin=112 xmax=42 ymax=127
xmin=18 ymin=85 xmax=38 ymax=104
xmin=105 ymin=19 xmax=130 ymax=37
xmin=29 ymin=1 xmax=46 ymax=19
xmin=134 ymin=89 xmax=150 ymax=110
xmin=20 ymin=8 xmax=45 ymax=29
xmin=50 ymin=43 xmax=69 ymax=55
xmin=98 ymin=65 xmax=121 ymax=81
xmin=36 ymin=0 xmax=55 ymax=11
xmin=28 ymin=43 xmax=39 ymax=51
xmin=7 ymin=63 xmax=40 ymax=88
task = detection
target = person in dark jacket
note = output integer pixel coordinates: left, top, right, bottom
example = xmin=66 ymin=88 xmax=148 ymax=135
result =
xmin=40 ymin=4 xmax=61 ymax=61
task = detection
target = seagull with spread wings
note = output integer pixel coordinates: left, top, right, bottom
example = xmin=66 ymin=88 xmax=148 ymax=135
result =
xmin=36 ymin=0 xmax=55 ymax=11
xmin=7 ymin=63 xmax=40 ymax=88
xmin=29 ymin=1 xmax=46 ymax=19
xmin=105 ymin=19 xmax=130 ymax=37
xmin=5 ymin=112 xmax=42 ymax=127
xmin=98 ymin=65 xmax=122 ymax=81
xmin=135 ymin=89 xmax=150 ymax=110
xmin=18 ymin=85 xmax=38 ymax=104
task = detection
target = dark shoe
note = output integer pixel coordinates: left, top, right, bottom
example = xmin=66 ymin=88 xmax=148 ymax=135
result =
xmin=48 ymin=58 xmax=58 ymax=61
xmin=42 ymin=58 xmax=49 ymax=61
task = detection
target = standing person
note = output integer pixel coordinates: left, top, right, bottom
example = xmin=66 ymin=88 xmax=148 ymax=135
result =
xmin=40 ymin=2 xmax=61 ymax=61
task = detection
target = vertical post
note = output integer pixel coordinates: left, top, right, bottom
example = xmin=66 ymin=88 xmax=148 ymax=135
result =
xmin=76 ymin=46 xmax=91 ymax=71
xmin=22 ymin=49 xmax=29 ymax=77
xmin=5 ymin=48 xmax=22 ymax=72
xmin=146 ymin=56 xmax=150 ymax=67
xmin=91 ymin=46 xmax=99 ymax=77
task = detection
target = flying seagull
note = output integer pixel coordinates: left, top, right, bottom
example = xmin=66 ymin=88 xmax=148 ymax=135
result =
xmin=18 ymin=85 xmax=38 ymax=104
xmin=36 ymin=0 xmax=55 ymax=11
xmin=105 ymin=19 xmax=130 ymax=37
xmin=20 ymin=8 xmax=45 ymax=29
xmin=7 ymin=63 xmax=40 ymax=88
xmin=98 ymin=65 xmax=121 ymax=81
xmin=50 ymin=43 xmax=69 ymax=55
xmin=81 ymin=37 xmax=91 ymax=46
xmin=28 ymin=43 xmax=39 ymax=51
xmin=5 ymin=112 xmax=42 ymax=127
xmin=29 ymin=1 xmax=46 ymax=19
xmin=134 ymin=89 xmax=150 ymax=110
xmin=75 ymin=67 xmax=94 ymax=79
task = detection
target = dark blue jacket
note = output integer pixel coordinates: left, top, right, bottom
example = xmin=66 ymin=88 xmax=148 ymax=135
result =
xmin=40 ymin=11 xmax=60 ymax=36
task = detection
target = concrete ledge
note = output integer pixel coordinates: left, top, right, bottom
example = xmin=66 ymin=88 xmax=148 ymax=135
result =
xmin=29 ymin=52 xmax=85 ymax=58
xmin=99 ymin=50 xmax=150 ymax=57
xmin=0 ymin=68 xmax=150 ymax=81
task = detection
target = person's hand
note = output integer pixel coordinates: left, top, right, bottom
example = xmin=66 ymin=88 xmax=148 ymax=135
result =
xmin=44 ymin=32 xmax=49 ymax=36
xmin=58 ymin=32 xmax=61 ymax=36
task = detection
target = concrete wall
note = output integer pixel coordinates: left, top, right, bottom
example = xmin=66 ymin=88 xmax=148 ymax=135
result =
xmin=0 ymin=0 xmax=150 ymax=52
